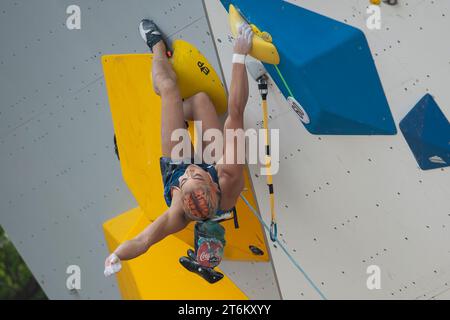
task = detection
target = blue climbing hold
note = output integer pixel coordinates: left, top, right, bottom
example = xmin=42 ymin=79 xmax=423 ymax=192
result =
xmin=221 ymin=0 xmax=397 ymax=135
xmin=400 ymin=94 xmax=450 ymax=170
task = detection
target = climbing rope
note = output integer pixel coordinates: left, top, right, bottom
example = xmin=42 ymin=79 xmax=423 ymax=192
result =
xmin=274 ymin=64 xmax=295 ymax=98
xmin=240 ymin=194 xmax=327 ymax=300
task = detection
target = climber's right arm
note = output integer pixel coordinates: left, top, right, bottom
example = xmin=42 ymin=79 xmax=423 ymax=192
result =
xmin=110 ymin=204 xmax=189 ymax=261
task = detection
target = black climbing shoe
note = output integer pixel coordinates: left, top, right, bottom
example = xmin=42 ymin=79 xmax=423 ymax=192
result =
xmin=139 ymin=19 xmax=164 ymax=52
xmin=187 ymin=249 xmax=197 ymax=261
xmin=179 ymin=256 xmax=224 ymax=284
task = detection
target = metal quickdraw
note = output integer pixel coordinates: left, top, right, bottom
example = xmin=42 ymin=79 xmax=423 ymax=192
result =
xmin=257 ymin=75 xmax=278 ymax=242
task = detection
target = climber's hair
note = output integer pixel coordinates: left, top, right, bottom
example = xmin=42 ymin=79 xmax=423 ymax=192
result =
xmin=181 ymin=181 xmax=221 ymax=221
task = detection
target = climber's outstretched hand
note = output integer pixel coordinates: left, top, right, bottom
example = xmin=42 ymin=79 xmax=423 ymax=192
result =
xmin=104 ymin=253 xmax=122 ymax=277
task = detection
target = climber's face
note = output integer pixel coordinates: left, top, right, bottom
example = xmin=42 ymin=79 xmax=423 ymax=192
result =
xmin=178 ymin=165 xmax=213 ymax=193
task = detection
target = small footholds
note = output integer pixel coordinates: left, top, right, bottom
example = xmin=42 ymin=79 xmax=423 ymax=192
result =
xmin=249 ymin=245 xmax=264 ymax=256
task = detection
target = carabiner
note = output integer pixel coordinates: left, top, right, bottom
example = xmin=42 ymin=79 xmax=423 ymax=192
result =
xmin=270 ymin=221 xmax=277 ymax=242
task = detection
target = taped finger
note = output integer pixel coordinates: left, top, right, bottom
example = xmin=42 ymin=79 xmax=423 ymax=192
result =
xmin=238 ymin=22 xmax=246 ymax=35
xmin=244 ymin=29 xmax=253 ymax=42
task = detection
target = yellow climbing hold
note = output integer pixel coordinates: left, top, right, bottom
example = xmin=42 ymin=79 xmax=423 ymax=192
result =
xmin=229 ymin=4 xmax=280 ymax=65
xmin=170 ymin=40 xmax=227 ymax=115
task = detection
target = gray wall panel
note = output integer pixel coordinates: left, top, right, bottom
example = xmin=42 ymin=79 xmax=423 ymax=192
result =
xmin=0 ymin=0 xmax=278 ymax=299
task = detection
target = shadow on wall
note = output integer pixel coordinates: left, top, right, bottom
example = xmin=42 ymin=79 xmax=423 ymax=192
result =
xmin=0 ymin=225 xmax=47 ymax=300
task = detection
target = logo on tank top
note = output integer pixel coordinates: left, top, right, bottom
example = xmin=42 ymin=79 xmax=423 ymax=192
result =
xmin=196 ymin=238 xmax=223 ymax=268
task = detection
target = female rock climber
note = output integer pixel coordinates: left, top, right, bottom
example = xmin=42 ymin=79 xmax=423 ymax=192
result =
xmin=104 ymin=19 xmax=254 ymax=283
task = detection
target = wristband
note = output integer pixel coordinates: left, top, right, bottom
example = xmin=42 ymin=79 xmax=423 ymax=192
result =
xmin=232 ymin=53 xmax=246 ymax=64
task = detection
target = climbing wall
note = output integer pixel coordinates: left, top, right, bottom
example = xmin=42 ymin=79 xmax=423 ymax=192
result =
xmin=206 ymin=0 xmax=450 ymax=299
xmin=0 ymin=0 xmax=279 ymax=299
